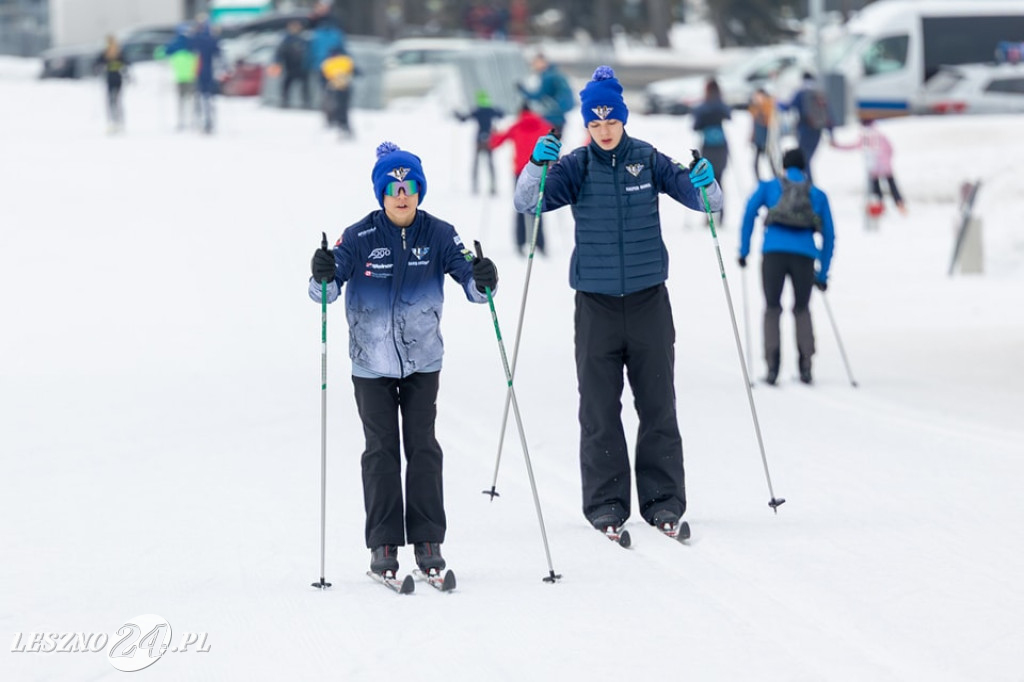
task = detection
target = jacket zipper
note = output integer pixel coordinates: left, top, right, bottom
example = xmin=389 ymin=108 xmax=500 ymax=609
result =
xmin=391 ymin=223 xmax=410 ymax=376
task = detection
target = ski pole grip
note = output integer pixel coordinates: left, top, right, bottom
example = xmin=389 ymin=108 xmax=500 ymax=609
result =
xmin=474 ymin=240 xmax=484 ymax=260
xmin=321 ymin=231 xmax=328 ymax=250
xmin=690 ymin=149 xmax=702 ymax=170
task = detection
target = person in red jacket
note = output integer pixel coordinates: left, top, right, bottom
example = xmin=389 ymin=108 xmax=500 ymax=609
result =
xmin=490 ymin=103 xmax=552 ymax=255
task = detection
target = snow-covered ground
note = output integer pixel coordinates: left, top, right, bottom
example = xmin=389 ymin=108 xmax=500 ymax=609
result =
xmin=2 ymin=57 xmax=1023 ymax=681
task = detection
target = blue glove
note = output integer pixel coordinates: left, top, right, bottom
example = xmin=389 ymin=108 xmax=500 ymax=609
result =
xmin=689 ymin=157 xmax=714 ymax=188
xmin=530 ymin=134 xmax=561 ymax=165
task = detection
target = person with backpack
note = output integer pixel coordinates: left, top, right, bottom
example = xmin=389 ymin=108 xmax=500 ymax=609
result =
xmin=455 ymin=90 xmax=504 ymax=195
xmin=275 ymin=20 xmax=310 ymax=109
xmin=781 ymin=72 xmax=832 ymax=182
xmin=738 ymin=148 xmax=835 ymax=385
xmin=691 ymin=78 xmax=732 ymax=222
xmin=516 ymin=53 xmax=574 ymax=136
xmin=307 ymin=142 xmax=499 ymax=582
xmin=320 ymin=46 xmax=356 ymax=137
xmin=514 ymin=66 xmax=721 ymax=541
xmin=489 ymin=102 xmax=552 ymax=255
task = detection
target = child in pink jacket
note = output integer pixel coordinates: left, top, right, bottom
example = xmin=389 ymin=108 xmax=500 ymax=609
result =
xmin=832 ymin=119 xmax=906 ymax=214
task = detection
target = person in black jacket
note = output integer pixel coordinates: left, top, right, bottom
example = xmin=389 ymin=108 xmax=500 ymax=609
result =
xmin=691 ymin=78 xmax=731 ymax=221
xmin=514 ymin=67 xmax=722 ymax=540
xmin=275 ymin=20 xmax=310 ymax=109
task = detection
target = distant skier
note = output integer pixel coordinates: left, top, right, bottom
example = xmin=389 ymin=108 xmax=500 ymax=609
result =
xmin=516 ymin=53 xmax=574 ymax=136
xmin=96 ymin=35 xmax=128 ymax=133
xmin=320 ymin=46 xmax=355 ymax=137
xmin=748 ymin=85 xmax=777 ymax=181
xmin=831 ymin=118 xmax=906 ymax=221
xmin=188 ymin=15 xmax=221 ymax=134
xmin=489 ymin=102 xmax=551 ymax=255
xmin=155 ymin=23 xmax=199 ymax=130
xmin=307 ymin=142 xmax=499 ymax=582
xmin=781 ymin=72 xmax=832 ymax=182
xmin=455 ymin=90 xmax=504 ymax=195
xmin=691 ymin=78 xmax=732 ymax=222
xmin=274 ymin=20 xmax=310 ymax=109
xmin=738 ymin=148 xmax=836 ymax=385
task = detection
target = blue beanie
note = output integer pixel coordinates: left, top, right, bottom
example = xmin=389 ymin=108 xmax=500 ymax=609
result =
xmin=371 ymin=141 xmax=427 ymax=208
xmin=579 ymin=66 xmax=629 ymax=126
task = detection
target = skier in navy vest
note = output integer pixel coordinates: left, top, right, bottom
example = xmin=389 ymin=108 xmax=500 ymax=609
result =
xmin=308 ymin=142 xmax=499 ymax=580
xmin=514 ymin=66 xmax=722 ymax=538
xmin=738 ymin=148 xmax=835 ymax=386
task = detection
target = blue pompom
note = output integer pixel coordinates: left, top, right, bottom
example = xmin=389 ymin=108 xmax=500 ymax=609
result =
xmin=592 ymin=65 xmax=615 ymax=81
xmin=376 ymin=141 xmax=400 ymax=159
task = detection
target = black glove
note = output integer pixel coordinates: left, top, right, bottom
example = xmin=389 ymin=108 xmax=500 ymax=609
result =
xmin=738 ymin=256 xmax=747 ymax=268
xmin=472 ymin=256 xmax=498 ymax=293
xmin=814 ymin=279 xmax=828 ymax=292
xmin=311 ymin=247 xmax=336 ymax=283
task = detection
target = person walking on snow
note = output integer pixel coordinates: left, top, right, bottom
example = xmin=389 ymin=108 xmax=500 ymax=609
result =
xmin=155 ymin=23 xmax=199 ymax=130
xmin=514 ymin=66 xmax=722 ymax=538
xmin=308 ymin=142 xmax=499 ymax=579
xmin=188 ymin=16 xmax=221 ymax=134
xmin=691 ymin=77 xmax=732 ymax=222
xmin=489 ymin=102 xmax=551 ymax=255
xmin=96 ymin=35 xmax=128 ymax=133
xmin=780 ymin=72 xmax=832 ymax=182
xmin=455 ymin=90 xmax=504 ymax=195
xmin=516 ymin=53 xmax=574 ymax=136
xmin=738 ymin=148 xmax=835 ymax=386
xmin=830 ymin=118 xmax=906 ymax=215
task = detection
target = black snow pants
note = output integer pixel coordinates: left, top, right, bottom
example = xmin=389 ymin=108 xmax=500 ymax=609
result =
xmin=575 ymin=283 xmax=686 ymax=526
xmin=352 ymin=371 xmax=445 ymax=549
xmin=761 ymin=251 xmax=816 ymax=371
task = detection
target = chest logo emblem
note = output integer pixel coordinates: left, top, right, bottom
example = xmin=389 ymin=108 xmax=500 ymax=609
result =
xmin=626 ymin=163 xmax=644 ymax=177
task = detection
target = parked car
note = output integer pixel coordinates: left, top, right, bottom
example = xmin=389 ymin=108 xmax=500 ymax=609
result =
xmin=382 ymin=38 xmax=476 ymax=101
xmin=916 ymin=62 xmax=1024 ymax=115
xmin=39 ymin=24 xmax=177 ymax=79
xmin=219 ymin=34 xmax=281 ymax=97
xmin=644 ymin=44 xmax=813 ymax=115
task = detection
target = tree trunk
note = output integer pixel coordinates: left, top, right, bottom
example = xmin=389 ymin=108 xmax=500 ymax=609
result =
xmin=646 ymin=0 xmax=672 ymax=47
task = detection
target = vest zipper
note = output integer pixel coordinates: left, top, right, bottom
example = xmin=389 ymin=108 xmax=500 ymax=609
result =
xmin=612 ymin=153 xmax=626 ymax=295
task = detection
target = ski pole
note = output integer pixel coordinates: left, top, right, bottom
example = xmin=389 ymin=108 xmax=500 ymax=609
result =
xmin=819 ymin=289 xmax=859 ymax=387
xmin=483 ymin=151 xmax=552 ymax=501
xmin=741 ymin=265 xmax=754 ymax=387
xmin=475 ymin=240 xmax=561 ymax=583
xmin=691 ymin=151 xmax=785 ymax=513
xmin=312 ymin=232 xmax=332 ymax=590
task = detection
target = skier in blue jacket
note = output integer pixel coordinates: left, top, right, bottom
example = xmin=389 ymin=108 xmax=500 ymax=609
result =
xmin=514 ymin=66 xmax=722 ymax=539
xmin=738 ymin=148 xmax=835 ymax=385
xmin=309 ymin=142 xmax=498 ymax=580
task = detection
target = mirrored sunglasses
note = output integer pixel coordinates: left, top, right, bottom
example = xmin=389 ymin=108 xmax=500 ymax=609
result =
xmin=384 ymin=180 xmax=419 ymax=197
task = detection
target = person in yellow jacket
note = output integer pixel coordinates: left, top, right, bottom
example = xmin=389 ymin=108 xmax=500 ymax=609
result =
xmin=320 ymin=47 xmax=354 ymax=137
xmin=155 ymin=23 xmax=199 ymax=130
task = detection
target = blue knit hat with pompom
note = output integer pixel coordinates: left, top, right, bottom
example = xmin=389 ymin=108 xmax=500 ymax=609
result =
xmin=579 ymin=65 xmax=628 ymax=126
xmin=371 ymin=141 xmax=427 ymax=208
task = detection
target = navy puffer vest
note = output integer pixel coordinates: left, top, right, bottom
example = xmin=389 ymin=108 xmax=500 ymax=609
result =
xmin=569 ymin=137 xmax=666 ymax=295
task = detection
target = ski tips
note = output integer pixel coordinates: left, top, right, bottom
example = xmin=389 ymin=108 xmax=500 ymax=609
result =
xmin=769 ymin=497 xmax=787 ymax=514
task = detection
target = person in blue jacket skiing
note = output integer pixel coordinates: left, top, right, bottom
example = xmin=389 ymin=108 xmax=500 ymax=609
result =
xmin=188 ymin=15 xmax=221 ymax=134
xmin=308 ymin=142 xmax=498 ymax=580
xmin=514 ymin=66 xmax=721 ymax=540
xmin=738 ymin=148 xmax=835 ymax=385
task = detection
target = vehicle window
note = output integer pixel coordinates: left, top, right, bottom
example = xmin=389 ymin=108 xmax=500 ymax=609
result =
xmin=923 ymin=16 xmax=1024 ymax=81
xmin=924 ymin=69 xmax=964 ymax=94
xmin=747 ymin=57 xmax=796 ymax=81
xmin=394 ymin=50 xmax=424 ymax=65
xmin=984 ymin=78 xmax=1024 ymax=95
xmin=862 ymin=35 xmax=908 ymax=77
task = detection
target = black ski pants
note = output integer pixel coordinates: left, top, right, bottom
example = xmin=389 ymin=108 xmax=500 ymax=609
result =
xmin=761 ymin=251 xmax=816 ymax=370
xmin=575 ymin=284 xmax=686 ymax=526
xmin=352 ymin=371 xmax=445 ymax=549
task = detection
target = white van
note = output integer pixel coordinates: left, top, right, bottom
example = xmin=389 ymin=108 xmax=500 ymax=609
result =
xmin=826 ymin=0 xmax=1024 ymax=120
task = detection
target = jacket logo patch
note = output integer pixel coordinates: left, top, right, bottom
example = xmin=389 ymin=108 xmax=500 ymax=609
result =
xmin=591 ymin=105 xmax=613 ymax=120
xmin=626 ymin=163 xmax=644 ymax=177
xmin=367 ymin=247 xmax=391 ymax=260
xmin=387 ymin=167 xmax=410 ymax=181
xmin=411 ymin=246 xmax=430 ymax=260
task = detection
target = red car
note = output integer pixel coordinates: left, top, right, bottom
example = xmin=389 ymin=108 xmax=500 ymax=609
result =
xmin=218 ymin=39 xmax=278 ymax=97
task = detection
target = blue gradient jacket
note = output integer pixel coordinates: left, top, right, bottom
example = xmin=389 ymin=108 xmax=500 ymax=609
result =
xmin=308 ymin=210 xmax=488 ymax=378
xmin=739 ymin=167 xmax=836 ymax=282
